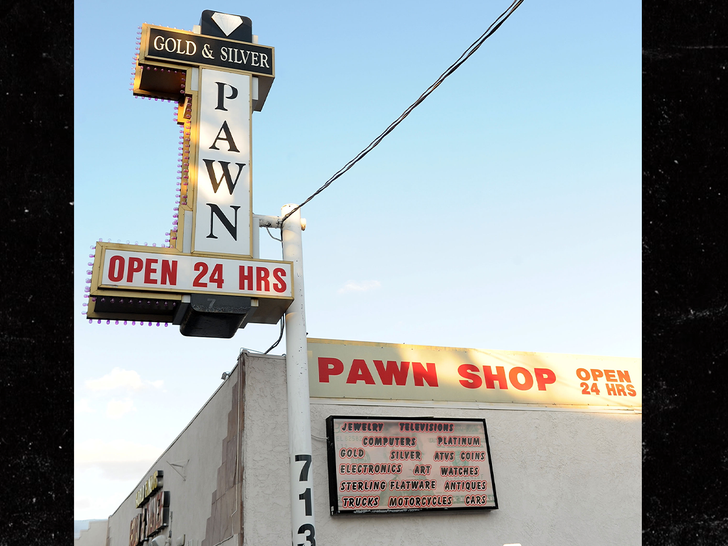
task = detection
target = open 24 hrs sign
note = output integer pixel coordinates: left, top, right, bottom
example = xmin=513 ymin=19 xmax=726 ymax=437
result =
xmin=94 ymin=243 xmax=292 ymax=299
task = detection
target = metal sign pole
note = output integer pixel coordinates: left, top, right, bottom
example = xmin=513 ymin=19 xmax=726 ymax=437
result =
xmin=281 ymin=204 xmax=317 ymax=546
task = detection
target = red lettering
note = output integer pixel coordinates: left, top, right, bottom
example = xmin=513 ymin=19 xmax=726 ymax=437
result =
xmin=161 ymin=260 xmax=177 ymax=285
xmin=509 ymin=367 xmax=533 ymax=390
xmin=193 ymin=262 xmax=208 ymax=287
xmin=256 ymin=267 xmax=270 ymax=291
xmin=127 ymin=257 xmax=143 ymax=282
xmin=347 ymin=359 xmax=376 ymax=385
xmin=458 ymin=364 xmax=482 ymax=389
xmin=534 ymin=367 xmax=556 ymax=391
xmin=209 ymin=263 xmax=224 ymax=289
xmin=580 ymin=368 xmax=633 ymax=383
xmin=272 ymin=267 xmax=287 ymax=293
xmin=626 ymin=384 xmax=637 ymax=396
xmin=144 ymin=258 xmax=158 ymax=284
xmin=374 ymin=360 xmax=409 ymax=386
xmin=239 ymin=265 xmax=254 ymax=290
xmin=413 ymin=362 xmax=438 ymax=387
xmin=319 ymin=357 xmax=344 ymax=383
xmin=615 ymin=383 xmax=627 ymax=396
xmin=108 ymin=255 xmax=124 ymax=282
xmin=483 ymin=366 xmax=508 ymax=389
xmin=606 ymin=382 xmax=617 ymax=396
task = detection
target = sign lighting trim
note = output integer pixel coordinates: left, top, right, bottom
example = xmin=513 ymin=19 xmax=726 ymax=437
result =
xmin=326 ymin=416 xmax=498 ymax=515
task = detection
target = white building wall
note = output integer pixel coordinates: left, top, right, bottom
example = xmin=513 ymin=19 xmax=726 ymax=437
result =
xmin=107 ymin=365 xmax=239 ymax=546
xmin=241 ymin=353 xmax=641 ymax=546
xmin=241 ymin=354 xmax=291 ymax=544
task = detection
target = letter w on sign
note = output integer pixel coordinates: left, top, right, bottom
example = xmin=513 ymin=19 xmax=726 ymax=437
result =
xmin=203 ymin=160 xmax=246 ymax=194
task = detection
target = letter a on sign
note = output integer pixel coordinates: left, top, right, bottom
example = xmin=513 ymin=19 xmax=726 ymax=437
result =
xmin=194 ymin=69 xmax=252 ymax=255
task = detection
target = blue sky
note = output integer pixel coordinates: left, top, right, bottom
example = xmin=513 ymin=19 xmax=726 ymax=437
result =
xmin=74 ymin=0 xmax=640 ymax=519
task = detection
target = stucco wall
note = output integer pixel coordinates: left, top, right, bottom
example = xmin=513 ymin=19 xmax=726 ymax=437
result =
xmin=241 ymin=354 xmax=641 ymax=546
xmin=241 ymin=353 xmax=291 ymax=544
xmin=106 ymin=366 xmax=239 ymax=546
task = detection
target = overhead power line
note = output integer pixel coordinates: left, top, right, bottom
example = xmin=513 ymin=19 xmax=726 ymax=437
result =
xmin=281 ymin=0 xmax=525 ymax=224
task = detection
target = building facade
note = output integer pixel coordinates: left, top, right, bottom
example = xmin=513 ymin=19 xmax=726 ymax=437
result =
xmin=105 ymin=341 xmax=641 ymax=546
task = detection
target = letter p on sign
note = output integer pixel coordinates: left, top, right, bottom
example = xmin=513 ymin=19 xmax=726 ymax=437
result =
xmin=534 ymin=368 xmax=557 ymax=391
xmin=318 ymin=357 xmax=344 ymax=383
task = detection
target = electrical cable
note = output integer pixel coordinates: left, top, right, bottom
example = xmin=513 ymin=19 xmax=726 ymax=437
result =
xmin=280 ymin=0 xmax=524 ymax=225
xmin=264 ymin=317 xmax=285 ymax=354
xmin=264 ymin=229 xmax=286 ymax=354
xmin=266 ymin=226 xmax=282 ymax=242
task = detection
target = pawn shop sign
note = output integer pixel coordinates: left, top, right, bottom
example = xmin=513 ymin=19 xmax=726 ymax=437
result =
xmin=86 ymin=11 xmax=291 ymax=338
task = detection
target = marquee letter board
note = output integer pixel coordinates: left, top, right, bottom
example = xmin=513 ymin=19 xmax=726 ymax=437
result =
xmin=326 ymin=416 xmax=498 ymax=515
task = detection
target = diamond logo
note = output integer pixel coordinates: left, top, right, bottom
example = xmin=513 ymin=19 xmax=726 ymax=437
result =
xmin=211 ymin=12 xmax=244 ymax=36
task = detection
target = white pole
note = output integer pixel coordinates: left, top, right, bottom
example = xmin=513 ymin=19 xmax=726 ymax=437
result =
xmin=281 ymin=204 xmax=317 ymax=546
